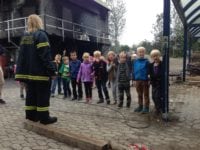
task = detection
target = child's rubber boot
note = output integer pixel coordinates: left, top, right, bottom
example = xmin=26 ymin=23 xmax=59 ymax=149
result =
xmin=141 ymin=107 xmax=149 ymax=114
xmin=134 ymin=105 xmax=143 ymax=112
xmin=118 ymin=102 xmax=123 ymax=108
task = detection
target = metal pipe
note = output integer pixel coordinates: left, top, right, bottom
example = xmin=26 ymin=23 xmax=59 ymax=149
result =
xmin=188 ymin=37 xmax=192 ymax=63
xmin=62 ymin=20 xmax=65 ymax=41
xmin=162 ymin=0 xmax=170 ymax=120
xmin=183 ymin=26 xmax=188 ymax=82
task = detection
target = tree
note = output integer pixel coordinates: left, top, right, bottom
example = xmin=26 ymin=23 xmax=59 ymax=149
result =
xmin=138 ymin=40 xmax=153 ymax=54
xmin=120 ymin=45 xmax=130 ymax=52
xmin=171 ymin=5 xmax=184 ymax=57
xmin=132 ymin=44 xmax=138 ymax=52
xmin=106 ymin=0 xmax=126 ymax=52
xmin=151 ymin=5 xmax=184 ymax=57
xmin=151 ymin=13 xmax=163 ymax=53
xmin=191 ymin=39 xmax=200 ymax=52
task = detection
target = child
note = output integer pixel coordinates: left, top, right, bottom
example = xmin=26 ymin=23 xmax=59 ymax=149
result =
xmin=20 ymin=82 xmax=27 ymax=99
xmin=117 ymin=52 xmax=131 ymax=108
xmin=133 ymin=47 xmax=150 ymax=113
xmin=93 ymin=50 xmax=110 ymax=104
xmin=51 ymin=54 xmax=61 ymax=97
xmin=77 ymin=53 xmax=93 ymax=103
xmin=59 ymin=56 xmax=71 ymax=99
xmin=149 ymin=49 xmax=163 ymax=115
xmin=0 ymin=65 xmax=5 ymax=104
xmin=107 ymin=51 xmax=118 ymax=105
xmin=14 ymin=64 xmax=27 ymax=99
xmin=131 ymin=53 xmax=137 ymax=87
xmin=70 ymin=51 xmax=83 ymax=100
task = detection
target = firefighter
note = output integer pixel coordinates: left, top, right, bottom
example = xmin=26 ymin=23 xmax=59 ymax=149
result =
xmin=15 ymin=14 xmax=57 ymax=125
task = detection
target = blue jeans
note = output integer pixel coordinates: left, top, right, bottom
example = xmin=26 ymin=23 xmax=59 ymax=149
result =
xmin=62 ymin=79 xmax=71 ymax=97
xmin=51 ymin=76 xmax=62 ymax=94
xmin=57 ymin=76 xmax=62 ymax=94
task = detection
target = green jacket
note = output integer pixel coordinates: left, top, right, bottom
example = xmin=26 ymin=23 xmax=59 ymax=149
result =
xmin=59 ymin=64 xmax=70 ymax=81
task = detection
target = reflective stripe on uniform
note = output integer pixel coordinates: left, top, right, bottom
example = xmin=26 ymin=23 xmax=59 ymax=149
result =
xmin=25 ymin=106 xmax=37 ymax=110
xmin=37 ymin=107 xmax=49 ymax=112
xmin=36 ymin=42 xmax=49 ymax=49
xmin=15 ymin=74 xmax=49 ymax=81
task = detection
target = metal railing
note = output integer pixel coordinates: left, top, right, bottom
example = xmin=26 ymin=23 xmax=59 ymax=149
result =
xmin=0 ymin=14 xmax=110 ymax=45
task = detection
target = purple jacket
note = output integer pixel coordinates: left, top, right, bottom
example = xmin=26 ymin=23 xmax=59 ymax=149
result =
xmin=77 ymin=61 xmax=93 ymax=82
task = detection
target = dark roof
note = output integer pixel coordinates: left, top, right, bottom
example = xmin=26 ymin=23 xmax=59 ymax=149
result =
xmin=172 ymin=0 xmax=200 ymax=38
xmin=94 ymin=0 xmax=110 ymax=10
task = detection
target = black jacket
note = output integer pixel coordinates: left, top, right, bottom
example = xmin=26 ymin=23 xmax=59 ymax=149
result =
xmin=149 ymin=61 xmax=163 ymax=86
xmin=93 ymin=60 xmax=108 ymax=81
xmin=15 ymin=29 xmax=56 ymax=82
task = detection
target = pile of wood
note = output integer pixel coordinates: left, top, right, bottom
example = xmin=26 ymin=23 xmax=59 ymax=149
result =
xmin=188 ymin=52 xmax=200 ymax=75
xmin=187 ymin=76 xmax=200 ymax=87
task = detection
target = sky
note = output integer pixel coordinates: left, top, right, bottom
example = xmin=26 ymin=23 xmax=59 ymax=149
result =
xmin=119 ymin=0 xmax=164 ymax=47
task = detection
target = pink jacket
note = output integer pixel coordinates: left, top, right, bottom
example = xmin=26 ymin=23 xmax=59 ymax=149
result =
xmin=77 ymin=61 xmax=93 ymax=82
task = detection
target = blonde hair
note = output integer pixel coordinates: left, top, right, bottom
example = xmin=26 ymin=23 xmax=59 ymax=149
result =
xmin=27 ymin=14 xmax=43 ymax=33
xmin=107 ymin=51 xmax=115 ymax=57
xmin=137 ymin=47 xmax=146 ymax=53
xmin=82 ymin=52 xmax=90 ymax=59
xmin=62 ymin=56 xmax=69 ymax=61
xmin=131 ymin=54 xmax=137 ymax=60
xmin=93 ymin=50 xmax=101 ymax=57
xmin=55 ymin=54 xmax=61 ymax=58
xmin=150 ymin=49 xmax=161 ymax=57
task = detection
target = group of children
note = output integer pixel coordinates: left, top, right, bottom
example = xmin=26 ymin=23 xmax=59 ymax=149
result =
xmin=51 ymin=47 xmax=163 ymax=115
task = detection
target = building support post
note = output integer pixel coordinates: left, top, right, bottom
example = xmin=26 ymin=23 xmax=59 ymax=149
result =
xmin=188 ymin=36 xmax=192 ymax=64
xmin=183 ymin=26 xmax=188 ymax=82
xmin=162 ymin=0 xmax=170 ymax=120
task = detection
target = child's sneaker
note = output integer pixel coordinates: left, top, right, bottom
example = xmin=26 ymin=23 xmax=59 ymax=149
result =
xmin=141 ymin=107 xmax=149 ymax=114
xmin=0 ymin=99 xmax=6 ymax=104
xmin=20 ymin=94 xmax=24 ymax=99
xmin=97 ymin=99 xmax=104 ymax=104
xmin=134 ymin=105 xmax=143 ymax=112
xmin=106 ymin=99 xmax=110 ymax=105
xmin=63 ymin=96 xmax=67 ymax=100
xmin=71 ymin=97 xmax=77 ymax=101
xmin=86 ymin=98 xmax=89 ymax=104
xmin=126 ymin=102 xmax=131 ymax=108
xmin=118 ymin=102 xmax=123 ymax=108
xmin=112 ymin=101 xmax=117 ymax=105
xmin=77 ymin=96 xmax=82 ymax=101
xmin=88 ymin=97 xmax=92 ymax=104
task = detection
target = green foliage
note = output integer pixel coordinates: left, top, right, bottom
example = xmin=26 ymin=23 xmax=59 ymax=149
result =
xmin=151 ymin=5 xmax=184 ymax=57
xmin=138 ymin=40 xmax=153 ymax=54
xmin=132 ymin=44 xmax=137 ymax=52
xmin=120 ymin=45 xmax=130 ymax=52
xmin=106 ymin=0 xmax=126 ymax=49
xmin=151 ymin=13 xmax=163 ymax=52
xmin=191 ymin=39 xmax=200 ymax=52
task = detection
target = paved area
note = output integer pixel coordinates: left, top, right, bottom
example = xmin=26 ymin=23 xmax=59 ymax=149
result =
xmin=1 ymin=79 xmax=200 ymax=150
xmin=0 ymin=80 xmax=80 ymax=150
xmin=1 ymin=58 xmax=200 ymax=150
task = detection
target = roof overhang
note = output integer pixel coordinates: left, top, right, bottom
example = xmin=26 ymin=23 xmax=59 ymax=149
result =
xmin=94 ymin=0 xmax=110 ymax=10
xmin=172 ymin=0 xmax=200 ymax=38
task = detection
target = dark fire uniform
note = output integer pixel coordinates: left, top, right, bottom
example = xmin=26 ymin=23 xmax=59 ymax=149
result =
xmin=15 ymin=29 xmax=57 ymax=124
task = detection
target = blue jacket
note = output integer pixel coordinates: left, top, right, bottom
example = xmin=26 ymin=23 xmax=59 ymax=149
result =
xmin=133 ymin=58 xmax=149 ymax=81
xmin=69 ymin=60 xmax=81 ymax=79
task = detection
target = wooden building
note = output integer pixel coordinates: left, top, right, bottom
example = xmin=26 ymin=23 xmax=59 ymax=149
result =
xmin=0 ymin=0 xmax=110 ymax=61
